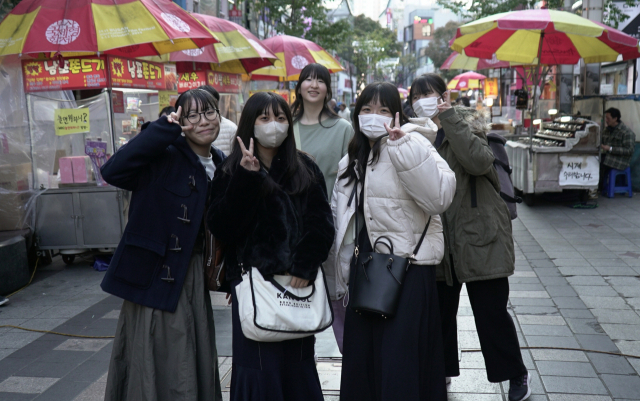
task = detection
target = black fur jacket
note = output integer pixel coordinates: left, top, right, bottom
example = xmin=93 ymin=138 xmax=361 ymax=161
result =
xmin=207 ymin=150 xmax=335 ymax=282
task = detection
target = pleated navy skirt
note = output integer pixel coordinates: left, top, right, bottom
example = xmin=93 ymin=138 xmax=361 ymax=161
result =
xmin=340 ymin=265 xmax=447 ymax=401
xmin=229 ymin=280 xmax=324 ymax=401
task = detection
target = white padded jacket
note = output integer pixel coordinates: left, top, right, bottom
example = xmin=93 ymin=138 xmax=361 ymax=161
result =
xmin=324 ymin=131 xmax=456 ymax=301
xmin=212 ymin=117 xmax=237 ymax=156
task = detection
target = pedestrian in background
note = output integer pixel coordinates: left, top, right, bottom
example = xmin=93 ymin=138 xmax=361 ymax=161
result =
xmin=290 ymin=63 xmax=353 ymax=352
xmin=599 ymin=107 xmax=636 ymax=191
xmin=330 ymin=98 xmax=340 ymax=113
xmin=158 ymin=106 xmax=175 ymax=118
xmin=337 ymin=102 xmax=351 ymax=121
xmin=207 ymin=92 xmax=334 ymax=401
xmin=326 ymin=82 xmax=455 ymax=400
xmin=405 ymin=73 xmax=531 ymax=401
xmin=101 ymin=89 xmax=224 ymax=401
xmin=349 ymin=103 xmax=356 ymax=123
xmin=200 ymin=85 xmax=238 ymax=156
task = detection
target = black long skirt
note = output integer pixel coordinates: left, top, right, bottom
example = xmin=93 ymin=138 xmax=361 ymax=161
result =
xmin=340 ymin=265 xmax=447 ymax=401
xmin=229 ymin=280 xmax=324 ymax=401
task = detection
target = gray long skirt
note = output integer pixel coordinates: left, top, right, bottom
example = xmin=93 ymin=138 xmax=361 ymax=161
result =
xmin=105 ymin=252 xmax=222 ymax=401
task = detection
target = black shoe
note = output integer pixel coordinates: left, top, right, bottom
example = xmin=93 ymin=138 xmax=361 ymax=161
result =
xmin=509 ymin=372 xmax=531 ymax=401
xmin=0 ymin=296 xmax=9 ymax=306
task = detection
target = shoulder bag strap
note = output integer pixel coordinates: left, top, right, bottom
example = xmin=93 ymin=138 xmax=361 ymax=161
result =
xmin=410 ymin=216 xmax=432 ymax=260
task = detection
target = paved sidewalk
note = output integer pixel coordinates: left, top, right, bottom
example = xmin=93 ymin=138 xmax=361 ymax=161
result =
xmin=1 ymin=194 xmax=640 ymax=400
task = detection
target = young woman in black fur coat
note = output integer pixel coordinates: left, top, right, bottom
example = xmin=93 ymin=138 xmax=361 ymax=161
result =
xmin=207 ymin=91 xmax=335 ymax=401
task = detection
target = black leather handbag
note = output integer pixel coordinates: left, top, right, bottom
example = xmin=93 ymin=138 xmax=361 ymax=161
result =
xmin=348 ymin=182 xmax=431 ymax=319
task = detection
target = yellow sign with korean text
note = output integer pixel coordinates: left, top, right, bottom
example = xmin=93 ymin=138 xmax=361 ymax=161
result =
xmin=484 ymin=78 xmax=499 ymax=99
xmin=54 ymin=108 xmax=90 ymax=136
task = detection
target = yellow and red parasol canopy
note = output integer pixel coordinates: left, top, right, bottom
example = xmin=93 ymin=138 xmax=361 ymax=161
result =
xmin=451 ymin=9 xmax=640 ymax=65
xmin=0 ymin=0 xmax=218 ymax=57
xmin=447 ymin=71 xmax=486 ymax=90
xmin=247 ymin=35 xmax=343 ymax=81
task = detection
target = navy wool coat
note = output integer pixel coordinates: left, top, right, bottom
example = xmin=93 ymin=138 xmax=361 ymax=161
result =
xmin=100 ymin=118 xmax=226 ymax=312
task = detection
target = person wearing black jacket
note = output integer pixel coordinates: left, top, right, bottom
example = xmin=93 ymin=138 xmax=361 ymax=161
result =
xmin=101 ymin=89 xmax=224 ymax=401
xmin=207 ymin=91 xmax=334 ymax=401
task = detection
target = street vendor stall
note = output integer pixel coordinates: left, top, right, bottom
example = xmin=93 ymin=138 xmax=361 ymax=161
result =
xmin=506 ymin=116 xmax=601 ymax=204
xmin=23 ymin=55 xmax=174 ymax=262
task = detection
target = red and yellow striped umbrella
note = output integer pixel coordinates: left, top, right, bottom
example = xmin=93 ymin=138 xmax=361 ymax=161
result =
xmin=247 ymin=35 xmax=343 ymax=81
xmin=451 ymin=9 xmax=640 ymax=65
xmin=150 ymin=13 xmax=277 ymax=74
xmin=0 ymin=0 xmax=218 ymax=57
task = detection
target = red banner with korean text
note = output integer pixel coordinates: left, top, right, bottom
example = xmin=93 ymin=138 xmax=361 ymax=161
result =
xmin=108 ymin=57 xmax=164 ymax=90
xmin=178 ymin=70 xmax=241 ymax=93
xmin=178 ymin=71 xmax=207 ymax=92
xmin=22 ymin=57 xmax=108 ymax=92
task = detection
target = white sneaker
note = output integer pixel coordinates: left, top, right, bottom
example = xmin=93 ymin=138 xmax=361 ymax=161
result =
xmin=0 ymin=296 xmax=9 ymax=306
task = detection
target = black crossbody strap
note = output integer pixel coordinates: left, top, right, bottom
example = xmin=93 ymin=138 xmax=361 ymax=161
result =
xmin=411 ymin=216 xmax=432 ymax=257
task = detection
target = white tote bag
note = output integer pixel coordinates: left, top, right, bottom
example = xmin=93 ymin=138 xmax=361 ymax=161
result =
xmin=237 ymin=266 xmax=334 ymax=342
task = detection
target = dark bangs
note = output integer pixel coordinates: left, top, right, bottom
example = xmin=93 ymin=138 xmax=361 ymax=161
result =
xmin=410 ymin=73 xmax=447 ymax=102
xmin=291 ymin=63 xmax=338 ymax=123
xmin=353 ymin=82 xmax=405 ymax=135
xmin=175 ymin=88 xmax=218 ymax=123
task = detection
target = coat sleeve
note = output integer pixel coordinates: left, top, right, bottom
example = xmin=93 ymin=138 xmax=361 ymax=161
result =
xmin=387 ymin=133 xmax=456 ymax=215
xmin=439 ymin=108 xmax=495 ymax=176
xmin=207 ymin=165 xmax=269 ymax=244
xmin=289 ymin=164 xmax=336 ymax=281
xmin=613 ymin=126 xmax=636 ymax=157
xmin=100 ymin=118 xmax=181 ymax=191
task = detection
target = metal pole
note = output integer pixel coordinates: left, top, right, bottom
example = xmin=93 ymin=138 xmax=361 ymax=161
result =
xmin=528 ymin=32 xmax=545 ymax=160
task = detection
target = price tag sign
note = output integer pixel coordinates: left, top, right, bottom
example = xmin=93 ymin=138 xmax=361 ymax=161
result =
xmin=54 ymin=108 xmax=90 ymax=136
xmin=559 ymin=155 xmax=599 ymax=186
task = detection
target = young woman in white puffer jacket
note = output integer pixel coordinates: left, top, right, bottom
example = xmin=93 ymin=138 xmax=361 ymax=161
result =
xmin=324 ymin=82 xmax=456 ymax=400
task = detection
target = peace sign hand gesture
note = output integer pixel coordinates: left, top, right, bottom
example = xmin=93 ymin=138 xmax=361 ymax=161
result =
xmin=166 ymin=106 xmax=194 ymax=132
xmin=384 ymin=112 xmax=406 ymax=141
xmin=437 ymin=91 xmax=453 ymax=113
xmin=237 ymin=137 xmax=260 ymax=172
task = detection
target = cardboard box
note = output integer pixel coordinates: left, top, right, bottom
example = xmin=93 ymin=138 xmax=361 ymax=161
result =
xmin=0 ymin=163 xmax=31 ymax=191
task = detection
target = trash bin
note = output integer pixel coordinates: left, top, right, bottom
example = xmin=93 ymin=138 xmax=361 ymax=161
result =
xmin=0 ymin=236 xmax=29 ymax=295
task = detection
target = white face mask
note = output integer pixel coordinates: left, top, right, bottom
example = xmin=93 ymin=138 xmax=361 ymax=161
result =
xmin=254 ymin=121 xmax=289 ymax=148
xmin=358 ymin=114 xmax=393 ymax=140
xmin=413 ymin=97 xmax=439 ymax=118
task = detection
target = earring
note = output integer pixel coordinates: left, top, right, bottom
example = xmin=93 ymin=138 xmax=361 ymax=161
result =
xmin=181 ymin=132 xmax=185 ymax=137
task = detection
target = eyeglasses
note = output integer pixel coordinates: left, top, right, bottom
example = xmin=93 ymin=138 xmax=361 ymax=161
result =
xmin=185 ymin=109 xmax=219 ymax=124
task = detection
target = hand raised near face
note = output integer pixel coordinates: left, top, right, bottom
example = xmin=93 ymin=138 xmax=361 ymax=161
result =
xmin=384 ymin=112 xmax=407 ymax=141
xmin=237 ymin=137 xmax=260 ymax=171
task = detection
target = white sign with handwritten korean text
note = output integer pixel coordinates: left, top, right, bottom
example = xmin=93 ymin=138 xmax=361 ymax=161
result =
xmin=559 ymin=155 xmax=599 ymax=186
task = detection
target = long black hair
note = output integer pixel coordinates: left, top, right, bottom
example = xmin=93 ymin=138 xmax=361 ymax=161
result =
xmin=339 ymin=82 xmax=407 ymax=184
xmin=409 ymin=73 xmax=447 ymax=111
xmin=222 ymin=91 xmax=313 ymax=195
xmin=290 ymin=63 xmax=339 ymax=125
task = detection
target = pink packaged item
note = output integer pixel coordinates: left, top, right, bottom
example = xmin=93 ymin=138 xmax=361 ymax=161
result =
xmin=70 ymin=156 xmax=93 ymax=183
xmin=59 ymin=157 xmax=74 ymax=184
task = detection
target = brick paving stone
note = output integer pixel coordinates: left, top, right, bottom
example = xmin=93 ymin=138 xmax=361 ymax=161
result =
xmin=575 ymin=334 xmax=621 ymax=353
xmin=540 ymin=376 xmax=608 ymax=394
xmin=580 ymin=296 xmax=631 ymax=310
xmin=545 ymin=286 xmax=579 ymax=297
xmin=600 ymin=324 xmax=640 ymax=341
xmin=591 ymin=309 xmax=640 ymax=324
xmin=566 ymin=276 xmax=608 ymax=286
xmin=573 ymin=286 xmax=619 ymax=297
xmin=518 ymin=315 xmax=567 ymax=326
xmin=535 ymin=361 xmax=598 ymax=377
xmin=521 ymin=325 xmax=574 ymax=337
xmin=601 ymin=374 xmax=640 ymax=399
xmin=558 ymin=266 xmax=600 ymax=276
xmin=547 ymin=396 xmax=612 ymax=401
xmin=446 ymin=369 xmax=501 ymax=393
xmin=587 ymin=353 xmax=636 ymax=375
xmin=559 ymin=309 xmax=594 ymax=319
xmin=531 ymin=350 xmax=588 ymax=362
xmin=525 ymin=335 xmax=581 ymax=349
xmin=0 ymin=376 xmax=59 ymax=393
xmin=566 ymin=318 xmax=606 ymax=335
xmin=553 ymin=297 xmax=589 ymax=309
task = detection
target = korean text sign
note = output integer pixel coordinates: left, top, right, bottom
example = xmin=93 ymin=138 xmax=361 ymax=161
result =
xmin=54 ymin=109 xmax=90 ymax=136
xmin=23 ymin=57 xmax=108 ymax=93
xmin=178 ymin=70 xmax=241 ymax=93
xmin=108 ymin=57 xmax=164 ymax=90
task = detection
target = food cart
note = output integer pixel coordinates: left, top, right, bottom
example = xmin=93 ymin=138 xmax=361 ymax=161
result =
xmin=22 ymin=55 xmax=175 ymax=263
xmin=506 ymin=116 xmax=601 ymax=205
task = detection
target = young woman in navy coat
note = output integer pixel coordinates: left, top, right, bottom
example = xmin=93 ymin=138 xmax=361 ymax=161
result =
xmin=101 ymin=89 xmax=225 ymax=401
